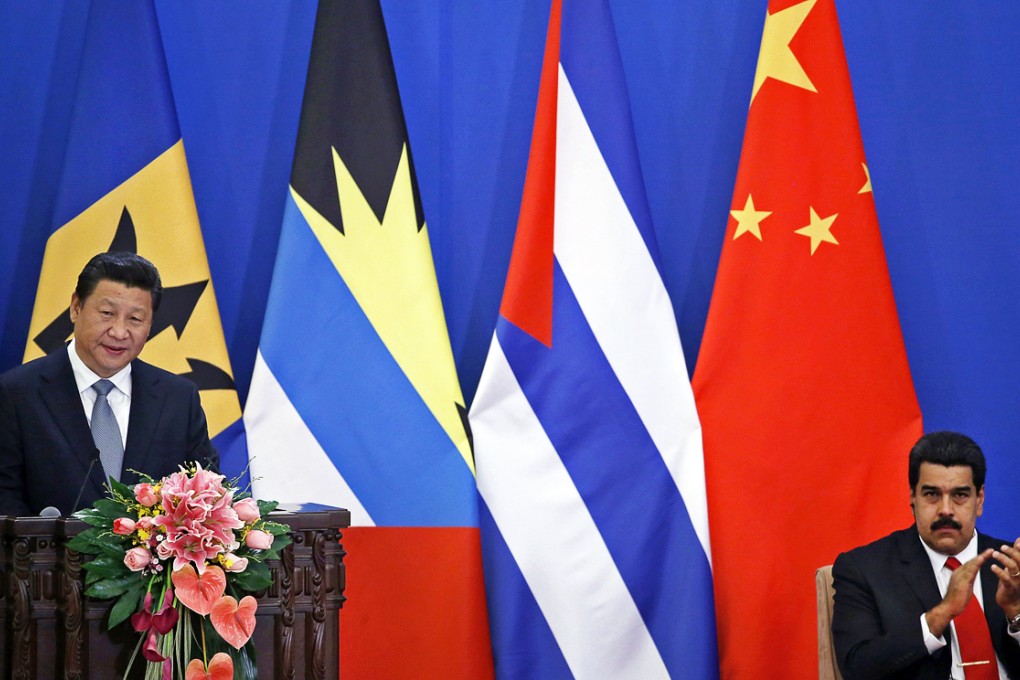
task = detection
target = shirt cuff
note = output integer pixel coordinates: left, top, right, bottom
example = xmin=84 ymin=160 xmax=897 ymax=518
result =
xmin=921 ymin=613 xmax=947 ymax=654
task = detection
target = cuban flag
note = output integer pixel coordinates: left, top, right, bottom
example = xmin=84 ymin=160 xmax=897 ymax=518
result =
xmin=469 ymin=1 xmax=719 ymax=678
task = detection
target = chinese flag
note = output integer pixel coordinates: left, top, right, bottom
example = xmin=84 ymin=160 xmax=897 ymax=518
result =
xmin=692 ymin=1 xmax=923 ymax=678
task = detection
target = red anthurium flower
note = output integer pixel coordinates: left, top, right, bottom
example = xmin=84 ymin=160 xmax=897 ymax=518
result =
xmin=131 ymin=587 xmax=178 ymax=633
xmin=130 ymin=592 xmax=157 ymax=632
xmin=185 ymin=653 xmax=233 ymax=680
xmin=130 ymin=588 xmax=179 ymax=662
xmin=141 ymin=629 xmax=166 ymax=663
xmin=209 ymin=595 xmax=257 ymax=650
xmin=171 ymin=564 xmax=226 ymax=616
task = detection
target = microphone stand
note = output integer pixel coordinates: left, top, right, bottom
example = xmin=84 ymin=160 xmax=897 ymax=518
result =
xmin=71 ymin=452 xmax=100 ymax=516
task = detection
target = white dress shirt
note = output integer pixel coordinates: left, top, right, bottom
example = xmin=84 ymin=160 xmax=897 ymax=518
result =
xmin=67 ymin=340 xmax=132 ymax=447
xmin=919 ymin=532 xmax=1019 ymax=679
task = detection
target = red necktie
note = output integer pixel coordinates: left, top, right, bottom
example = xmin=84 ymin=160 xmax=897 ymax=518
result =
xmin=945 ymin=556 xmax=999 ymax=679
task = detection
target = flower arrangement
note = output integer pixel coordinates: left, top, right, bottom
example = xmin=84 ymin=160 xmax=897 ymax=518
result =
xmin=69 ymin=464 xmax=291 ymax=680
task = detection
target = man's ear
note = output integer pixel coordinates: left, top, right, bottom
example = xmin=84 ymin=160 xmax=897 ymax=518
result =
xmin=69 ymin=293 xmax=81 ymax=322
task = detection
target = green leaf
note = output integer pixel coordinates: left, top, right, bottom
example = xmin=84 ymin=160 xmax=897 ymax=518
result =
xmin=86 ymin=572 xmax=144 ymax=599
xmin=93 ymin=498 xmax=130 ymax=519
xmin=83 ymin=555 xmax=128 ymax=580
xmin=84 ymin=559 xmax=129 ymax=584
xmin=70 ymin=533 xmax=128 ymax=560
xmin=108 ymin=477 xmax=134 ymax=499
xmin=263 ymin=520 xmax=290 ymax=536
xmin=83 ymin=554 xmax=121 ymax=570
xmin=94 ymin=541 xmax=129 ymax=560
xmin=108 ymin=582 xmax=145 ymax=629
xmin=74 ymin=513 xmax=112 ymax=529
xmin=230 ymin=560 xmax=272 ymax=592
xmin=66 ymin=530 xmax=104 ymax=553
xmin=66 ymin=535 xmax=94 ymax=553
xmin=256 ymin=499 xmax=278 ymax=516
xmin=72 ymin=507 xmax=104 ymax=521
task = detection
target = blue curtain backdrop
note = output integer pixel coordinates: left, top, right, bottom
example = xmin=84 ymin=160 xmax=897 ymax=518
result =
xmin=2 ymin=1 xmax=1018 ymax=541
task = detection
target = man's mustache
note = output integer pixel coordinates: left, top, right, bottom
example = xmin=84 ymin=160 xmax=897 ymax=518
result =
xmin=931 ymin=517 xmax=962 ymax=531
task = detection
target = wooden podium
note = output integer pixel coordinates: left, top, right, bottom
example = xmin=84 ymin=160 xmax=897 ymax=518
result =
xmin=0 ymin=508 xmax=349 ymax=679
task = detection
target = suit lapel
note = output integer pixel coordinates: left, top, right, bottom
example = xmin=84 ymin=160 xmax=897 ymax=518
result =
xmin=123 ymin=360 xmax=165 ymax=480
xmin=895 ymin=528 xmax=958 ymax=677
xmin=895 ymin=528 xmax=945 ymax=612
xmin=38 ymin=350 xmax=107 ymax=497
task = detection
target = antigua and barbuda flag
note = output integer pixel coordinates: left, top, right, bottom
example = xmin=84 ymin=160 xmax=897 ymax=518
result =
xmin=22 ymin=0 xmax=246 ymax=471
xmin=469 ymin=1 xmax=718 ymax=677
xmin=691 ymin=1 xmax=922 ymax=677
xmin=243 ymin=1 xmax=494 ymax=677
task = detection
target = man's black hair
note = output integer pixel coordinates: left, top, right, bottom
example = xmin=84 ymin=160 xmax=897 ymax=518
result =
xmin=908 ymin=431 xmax=986 ymax=491
xmin=74 ymin=251 xmax=162 ymax=311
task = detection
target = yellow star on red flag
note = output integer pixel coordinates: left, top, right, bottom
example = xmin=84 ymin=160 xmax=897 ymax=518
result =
xmin=751 ymin=0 xmax=818 ymax=104
xmin=730 ymin=194 xmax=772 ymax=241
xmin=794 ymin=206 xmax=838 ymax=255
xmin=859 ymin=163 xmax=872 ymax=194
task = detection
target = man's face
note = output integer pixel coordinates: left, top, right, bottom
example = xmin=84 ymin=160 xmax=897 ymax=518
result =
xmin=911 ymin=462 xmax=984 ymax=556
xmin=70 ymin=279 xmax=153 ymax=378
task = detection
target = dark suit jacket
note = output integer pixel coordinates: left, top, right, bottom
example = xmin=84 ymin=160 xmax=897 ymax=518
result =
xmin=833 ymin=526 xmax=1020 ymax=680
xmin=0 ymin=348 xmax=218 ymax=516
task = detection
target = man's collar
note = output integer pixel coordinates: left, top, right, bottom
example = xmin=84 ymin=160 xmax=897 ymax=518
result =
xmin=917 ymin=529 xmax=979 ymax=572
xmin=66 ymin=340 xmax=133 ymax=396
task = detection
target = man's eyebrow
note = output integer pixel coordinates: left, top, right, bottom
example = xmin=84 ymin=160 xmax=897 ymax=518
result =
xmin=918 ymin=484 xmax=972 ymax=492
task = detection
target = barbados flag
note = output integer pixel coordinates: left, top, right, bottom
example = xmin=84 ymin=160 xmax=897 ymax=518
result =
xmin=22 ymin=1 xmax=245 ymax=467
xmin=244 ymin=1 xmax=493 ymax=677
xmin=469 ymin=1 xmax=719 ymax=677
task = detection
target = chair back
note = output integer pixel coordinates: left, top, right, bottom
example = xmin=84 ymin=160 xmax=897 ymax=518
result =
xmin=816 ymin=565 xmax=844 ymax=680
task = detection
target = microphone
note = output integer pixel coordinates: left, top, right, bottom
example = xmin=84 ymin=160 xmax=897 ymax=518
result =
xmin=71 ymin=451 xmax=101 ymax=515
xmin=39 ymin=506 xmax=61 ymax=518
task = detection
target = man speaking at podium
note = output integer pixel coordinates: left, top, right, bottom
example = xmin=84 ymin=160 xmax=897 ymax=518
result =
xmin=0 ymin=252 xmax=216 ymax=517
xmin=833 ymin=431 xmax=1020 ymax=679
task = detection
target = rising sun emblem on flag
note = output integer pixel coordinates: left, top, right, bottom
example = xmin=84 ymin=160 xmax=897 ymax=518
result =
xmin=291 ymin=143 xmax=472 ymax=470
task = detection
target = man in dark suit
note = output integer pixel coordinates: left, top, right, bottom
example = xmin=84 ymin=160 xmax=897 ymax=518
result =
xmin=833 ymin=431 xmax=1020 ymax=679
xmin=0 ymin=252 xmax=217 ymax=516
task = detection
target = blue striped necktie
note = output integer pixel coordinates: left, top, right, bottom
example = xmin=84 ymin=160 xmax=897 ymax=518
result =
xmin=90 ymin=379 xmax=124 ymax=483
